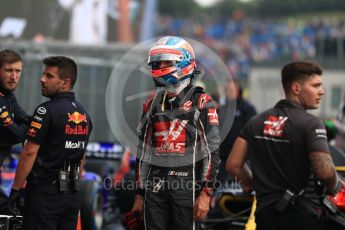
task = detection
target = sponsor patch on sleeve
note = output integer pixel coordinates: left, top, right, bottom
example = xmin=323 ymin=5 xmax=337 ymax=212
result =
xmin=3 ymin=117 xmax=13 ymax=126
xmin=181 ymin=100 xmax=192 ymax=112
xmin=27 ymin=128 xmax=37 ymax=138
xmin=30 ymin=121 xmax=42 ymax=129
xmin=315 ymin=128 xmax=327 ymax=139
xmin=208 ymin=109 xmax=219 ymax=125
xmin=36 ymin=106 xmax=47 ymax=115
xmin=198 ymin=94 xmax=212 ymax=109
xmin=315 ymin=129 xmax=326 ymax=134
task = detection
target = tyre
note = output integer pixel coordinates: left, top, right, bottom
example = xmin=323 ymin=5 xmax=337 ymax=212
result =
xmin=80 ymin=179 xmax=103 ymax=230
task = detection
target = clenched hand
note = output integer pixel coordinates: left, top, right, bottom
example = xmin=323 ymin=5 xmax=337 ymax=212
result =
xmin=193 ymin=191 xmax=210 ymax=221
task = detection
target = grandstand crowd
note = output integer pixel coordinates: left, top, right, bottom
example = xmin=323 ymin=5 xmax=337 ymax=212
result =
xmin=156 ymin=15 xmax=345 ymax=78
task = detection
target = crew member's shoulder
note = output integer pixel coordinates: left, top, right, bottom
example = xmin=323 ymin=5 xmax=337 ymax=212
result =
xmin=33 ymin=101 xmax=51 ymax=115
xmin=76 ymin=102 xmax=91 ymax=119
xmin=246 ymin=107 xmax=273 ymax=125
xmin=301 ymin=111 xmax=324 ymax=126
xmin=241 ymin=99 xmax=256 ymax=110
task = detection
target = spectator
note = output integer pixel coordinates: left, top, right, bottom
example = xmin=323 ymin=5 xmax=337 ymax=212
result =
xmin=218 ymin=79 xmax=256 ymax=182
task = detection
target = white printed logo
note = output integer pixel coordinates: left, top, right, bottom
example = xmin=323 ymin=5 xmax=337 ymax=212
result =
xmin=65 ymin=141 xmax=86 ymax=149
xmin=315 ymin=129 xmax=326 ymax=134
xmin=34 ymin=115 xmax=43 ymax=122
xmin=37 ymin=107 xmax=46 ymax=115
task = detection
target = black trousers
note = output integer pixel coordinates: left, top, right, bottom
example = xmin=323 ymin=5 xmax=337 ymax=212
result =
xmin=144 ymin=189 xmax=201 ymax=230
xmin=255 ymin=203 xmax=322 ymax=230
xmin=23 ymin=181 xmax=80 ymax=230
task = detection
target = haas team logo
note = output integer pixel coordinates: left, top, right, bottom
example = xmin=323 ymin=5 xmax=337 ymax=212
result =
xmin=154 ymin=119 xmax=188 ymax=153
xmin=181 ymin=100 xmax=193 ymax=112
xmin=263 ymin=116 xmax=288 ymax=137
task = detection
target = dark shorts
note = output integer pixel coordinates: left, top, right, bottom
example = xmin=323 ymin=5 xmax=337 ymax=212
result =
xmin=23 ymin=181 xmax=80 ymax=230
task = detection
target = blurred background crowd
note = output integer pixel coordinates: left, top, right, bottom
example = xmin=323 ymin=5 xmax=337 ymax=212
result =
xmin=2 ymin=0 xmax=345 ymax=79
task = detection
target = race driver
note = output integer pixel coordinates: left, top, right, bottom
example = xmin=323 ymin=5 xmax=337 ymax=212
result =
xmin=131 ymin=36 xmax=221 ymax=230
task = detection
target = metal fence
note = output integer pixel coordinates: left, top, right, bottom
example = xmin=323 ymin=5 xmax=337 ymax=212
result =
xmin=0 ymin=39 xmax=151 ymax=142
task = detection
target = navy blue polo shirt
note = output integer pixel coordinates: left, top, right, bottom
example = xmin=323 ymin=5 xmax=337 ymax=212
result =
xmin=26 ymin=92 xmax=92 ymax=187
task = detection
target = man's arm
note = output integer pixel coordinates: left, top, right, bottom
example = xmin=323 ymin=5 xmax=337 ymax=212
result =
xmin=226 ymin=137 xmax=253 ymax=192
xmin=132 ymin=124 xmax=152 ymax=214
xmin=0 ymin=105 xmax=28 ymax=144
xmin=12 ymin=141 xmax=40 ymax=190
xmin=194 ymin=95 xmax=221 ymax=220
xmin=309 ymin=151 xmax=342 ymax=195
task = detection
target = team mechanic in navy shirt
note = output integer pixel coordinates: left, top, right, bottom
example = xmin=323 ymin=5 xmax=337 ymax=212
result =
xmin=227 ymin=61 xmax=343 ymax=230
xmin=10 ymin=56 xmax=92 ymax=230
xmin=0 ymin=50 xmax=30 ymax=167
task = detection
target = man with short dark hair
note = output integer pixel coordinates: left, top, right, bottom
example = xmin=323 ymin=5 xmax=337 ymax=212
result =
xmin=0 ymin=49 xmax=30 ymax=166
xmin=10 ymin=56 xmax=92 ymax=230
xmin=227 ymin=61 xmax=342 ymax=230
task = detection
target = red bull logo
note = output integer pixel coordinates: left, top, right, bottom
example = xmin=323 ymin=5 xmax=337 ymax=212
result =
xmin=65 ymin=111 xmax=88 ymax=135
xmin=65 ymin=125 xmax=88 ymax=135
xmin=27 ymin=128 xmax=37 ymax=138
xmin=68 ymin=112 xmax=87 ymax=124
xmin=3 ymin=117 xmax=13 ymax=126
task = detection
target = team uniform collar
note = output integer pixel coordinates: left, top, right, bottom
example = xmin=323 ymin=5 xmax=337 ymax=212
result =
xmin=275 ymin=99 xmax=305 ymax=111
xmin=50 ymin=91 xmax=76 ymax=101
xmin=0 ymin=87 xmax=13 ymax=96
